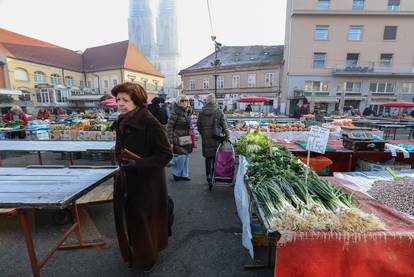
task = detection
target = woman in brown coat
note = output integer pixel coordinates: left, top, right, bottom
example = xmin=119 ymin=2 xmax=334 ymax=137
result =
xmin=111 ymin=82 xmax=172 ymax=272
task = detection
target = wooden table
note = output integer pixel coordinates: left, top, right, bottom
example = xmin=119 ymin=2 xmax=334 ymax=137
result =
xmin=0 ymin=166 xmax=118 ymax=277
xmin=0 ymin=140 xmax=115 ymax=166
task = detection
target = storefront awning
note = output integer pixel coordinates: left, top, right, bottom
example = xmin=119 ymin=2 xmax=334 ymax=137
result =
xmin=0 ymin=89 xmax=22 ymax=95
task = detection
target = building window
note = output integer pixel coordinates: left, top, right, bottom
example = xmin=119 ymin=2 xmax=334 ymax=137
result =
xmin=402 ymin=83 xmax=414 ymax=93
xmin=313 ymin=53 xmax=326 ymax=68
xmin=369 ymin=82 xmax=395 ymax=93
xmin=232 ymin=75 xmax=240 ymax=88
xmin=314 ymin=25 xmax=329 ymax=40
xmin=153 ymin=80 xmax=158 ymax=90
xmin=317 ymin=0 xmax=330 ymax=10
xmin=64 ymin=76 xmax=74 ymax=87
xmin=141 ymin=79 xmax=148 ymax=89
xmin=94 ymin=78 xmax=99 ymax=89
xmin=34 ymin=71 xmax=46 ymax=84
xmin=203 ymin=78 xmax=209 ymax=89
xmin=87 ymin=80 xmax=92 ymax=88
xmin=80 ymin=80 xmax=85 ymax=88
xmin=388 ymin=0 xmax=400 ymax=11
xmin=14 ymin=68 xmax=29 ymax=81
xmin=384 ymin=26 xmax=397 ymax=40
xmin=248 ymin=74 xmax=256 ymax=88
xmin=345 ymin=82 xmax=362 ymax=92
xmin=346 ymin=53 xmax=360 ymax=66
xmin=36 ymin=89 xmax=50 ymax=103
xmin=55 ymin=90 xmax=62 ymax=102
xmin=189 ymin=79 xmax=196 ymax=90
xmin=348 ymin=26 xmax=363 ymax=41
xmin=51 ymin=74 xmax=60 ymax=85
xmin=112 ymin=78 xmax=118 ymax=87
xmin=265 ymin=73 xmax=274 ymax=87
xmin=217 ymin=76 xmax=224 ymax=89
xmin=380 ymin=54 xmax=393 ymax=67
xmin=352 ymin=0 xmax=365 ymax=11
xmin=103 ymin=79 xmax=109 ymax=89
xmin=304 ymin=81 xmax=329 ymax=92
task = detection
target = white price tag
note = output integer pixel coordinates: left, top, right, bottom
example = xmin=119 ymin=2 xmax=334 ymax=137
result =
xmin=306 ymin=126 xmax=330 ymax=154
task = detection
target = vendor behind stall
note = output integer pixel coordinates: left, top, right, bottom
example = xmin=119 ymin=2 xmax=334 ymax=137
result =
xmin=3 ymin=105 xmax=28 ymax=139
xmin=37 ymin=108 xmax=51 ymax=120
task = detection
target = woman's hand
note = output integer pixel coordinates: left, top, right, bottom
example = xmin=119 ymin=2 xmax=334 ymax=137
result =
xmin=120 ymin=158 xmax=137 ymax=171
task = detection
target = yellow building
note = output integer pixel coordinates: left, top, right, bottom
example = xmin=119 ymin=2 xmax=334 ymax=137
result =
xmin=0 ymin=28 xmax=164 ymax=113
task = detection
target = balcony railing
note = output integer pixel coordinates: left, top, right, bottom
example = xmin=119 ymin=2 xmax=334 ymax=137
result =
xmin=332 ymin=63 xmax=414 ymax=76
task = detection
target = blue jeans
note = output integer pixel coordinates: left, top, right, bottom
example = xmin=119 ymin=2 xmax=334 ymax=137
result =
xmin=171 ymin=154 xmax=189 ymax=177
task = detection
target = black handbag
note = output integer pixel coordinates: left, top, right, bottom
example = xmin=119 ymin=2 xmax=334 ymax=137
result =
xmin=212 ymin=110 xmax=226 ymax=140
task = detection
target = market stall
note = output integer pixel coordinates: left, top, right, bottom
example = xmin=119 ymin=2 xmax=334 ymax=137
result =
xmin=0 ymin=166 xmax=118 ymax=277
xmin=233 ymin=131 xmax=414 ymax=276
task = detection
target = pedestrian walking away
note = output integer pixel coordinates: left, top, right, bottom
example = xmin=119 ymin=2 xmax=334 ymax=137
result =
xmin=148 ymin=97 xmax=168 ymax=125
xmin=197 ymin=93 xmax=230 ymax=187
xmin=111 ymin=82 xmax=173 ymax=273
xmin=166 ymin=95 xmax=193 ymax=181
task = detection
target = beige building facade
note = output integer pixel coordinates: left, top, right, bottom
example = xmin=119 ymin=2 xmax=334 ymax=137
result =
xmin=283 ymin=0 xmax=414 ymax=116
xmin=180 ymin=46 xmax=283 ymax=112
xmin=0 ymin=28 xmax=164 ymax=113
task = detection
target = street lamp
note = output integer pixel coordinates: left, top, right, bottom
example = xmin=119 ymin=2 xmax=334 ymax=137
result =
xmin=210 ymin=36 xmax=222 ymax=99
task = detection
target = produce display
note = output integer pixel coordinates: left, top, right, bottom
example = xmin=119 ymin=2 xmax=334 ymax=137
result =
xmin=0 ymin=120 xmax=24 ymax=129
xmin=367 ymin=177 xmax=414 ymax=216
xmin=332 ymin=119 xmax=354 ymax=127
xmin=235 ymin=130 xmax=385 ymax=232
xmin=231 ymin=123 xmax=310 ymax=132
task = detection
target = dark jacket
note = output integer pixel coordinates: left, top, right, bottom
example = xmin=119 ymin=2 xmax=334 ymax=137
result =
xmin=166 ymin=103 xmax=193 ymax=155
xmin=197 ymin=103 xmax=229 ymax=158
xmin=148 ymin=103 xmax=168 ymax=125
xmin=112 ymin=108 xmax=173 ymax=268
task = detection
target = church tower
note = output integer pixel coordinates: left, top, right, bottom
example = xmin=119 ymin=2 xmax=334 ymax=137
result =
xmin=128 ymin=0 xmax=157 ymax=63
xmin=156 ymin=0 xmax=179 ymax=97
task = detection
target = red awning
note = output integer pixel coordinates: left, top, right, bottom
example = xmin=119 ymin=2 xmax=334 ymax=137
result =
xmin=238 ymin=97 xmax=272 ymax=103
xmin=383 ymin=101 xmax=414 ymax=108
xmin=100 ymin=98 xmax=116 ymax=106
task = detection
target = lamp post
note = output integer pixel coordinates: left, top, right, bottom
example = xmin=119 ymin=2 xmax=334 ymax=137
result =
xmin=210 ymin=36 xmax=222 ymax=99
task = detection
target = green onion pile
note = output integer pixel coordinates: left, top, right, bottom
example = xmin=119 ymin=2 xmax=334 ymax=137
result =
xmin=235 ymin=130 xmax=385 ymax=233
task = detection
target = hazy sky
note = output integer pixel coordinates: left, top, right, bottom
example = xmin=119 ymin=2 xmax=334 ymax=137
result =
xmin=0 ymin=0 xmax=286 ymax=69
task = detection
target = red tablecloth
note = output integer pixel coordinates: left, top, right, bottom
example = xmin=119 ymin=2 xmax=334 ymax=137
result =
xmin=275 ymin=177 xmax=414 ymax=277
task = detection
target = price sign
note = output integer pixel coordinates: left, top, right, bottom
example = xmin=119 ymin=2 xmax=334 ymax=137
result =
xmin=306 ymin=126 xmax=330 ymax=154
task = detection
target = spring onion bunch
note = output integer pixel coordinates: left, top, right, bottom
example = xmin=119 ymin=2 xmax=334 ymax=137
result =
xmin=235 ymin=131 xmax=385 ymax=232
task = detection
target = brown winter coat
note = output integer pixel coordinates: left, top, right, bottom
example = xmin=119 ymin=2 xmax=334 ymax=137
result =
xmin=112 ymin=108 xmax=173 ymax=268
xmin=166 ymin=103 xmax=193 ymax=155
xmin=197 ymin=104 xmax=229 ymax=158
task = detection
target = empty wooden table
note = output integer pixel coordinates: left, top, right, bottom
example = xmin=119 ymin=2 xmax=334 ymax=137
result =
xmin=0 ymin=166 xmax=118 ymax=277
xmin=0 ymin=140 xmax=115 ymax=166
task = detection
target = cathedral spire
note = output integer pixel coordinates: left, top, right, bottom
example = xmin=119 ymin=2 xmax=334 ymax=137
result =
xmin=128 ymin=0 xmax=156 ymax=62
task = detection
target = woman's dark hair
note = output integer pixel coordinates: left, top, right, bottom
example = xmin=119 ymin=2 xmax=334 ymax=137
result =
xmin=111 ymin=82 xmax=148 ymax=108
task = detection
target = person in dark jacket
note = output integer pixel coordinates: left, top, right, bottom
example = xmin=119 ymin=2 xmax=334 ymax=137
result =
xmin=245 ymin=104 xmax=253 ymax=112
xmin=148 ymin=97 xmax=168 ymax=124
xmin=197 ymin=93 xmax=229 ymax=185
xmin=111 ymin=82 xmax=172 ymax=272
xmin=166 ymin=95 xmax=193 ymax=181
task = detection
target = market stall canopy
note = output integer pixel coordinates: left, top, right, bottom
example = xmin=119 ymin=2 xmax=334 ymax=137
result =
xmin=238 ymin=96 xmax=272 ymax=103
xmin=383 ymin=101 xmax=414 ymax=108
xmin=100 ymin=98 xmax=117 ymax=108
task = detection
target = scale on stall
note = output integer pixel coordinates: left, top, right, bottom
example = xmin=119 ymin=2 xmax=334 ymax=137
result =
xmin=341 ymin=126 xmax=387 ymax=151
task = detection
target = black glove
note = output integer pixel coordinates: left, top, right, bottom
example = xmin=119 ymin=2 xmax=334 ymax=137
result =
xmin=120 ymin=158 xmax=137 ymax=171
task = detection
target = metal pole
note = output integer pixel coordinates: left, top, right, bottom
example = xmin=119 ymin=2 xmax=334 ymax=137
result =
xmin=214 ymin=74 xmax=218 ymax=98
